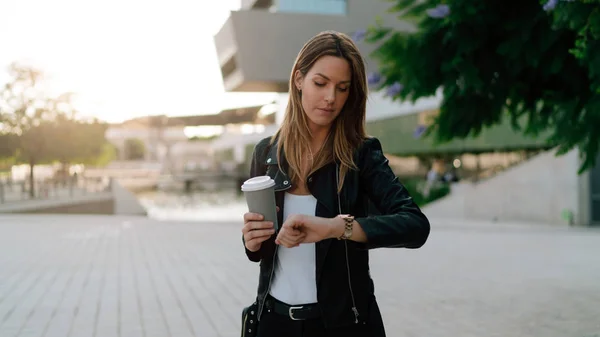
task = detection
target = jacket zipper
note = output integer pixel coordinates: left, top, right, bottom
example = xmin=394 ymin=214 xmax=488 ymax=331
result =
xmin=258 ymin=245 xmax=278 ymax=321
xmin=344 ymin=240 xmax=359 ymax=323
xmin=257 ymin=161 xmax=287 ymax=320
xmin=337 ymin=165 xmax=360 ymax=324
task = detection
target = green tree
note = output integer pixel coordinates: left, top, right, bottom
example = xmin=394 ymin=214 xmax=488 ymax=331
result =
xmin=0 ymin=63 xmax=56 ymax=196
xmin=51 ymin=113 xmax=110 ymax=167
xmin=87 ymin=142 xmax=118 ymax=167
xmin=366 ymin=0 xmax=600 ymax=172
xmin=0 ymin=133 xmax=18 ymax=159
xmin=124 ymin=138 xmax=146 ymax=160
xmin=0 ymin=133 xmax=18 ymax=173
xmin=0 ymin=63 xmax=110 ymax=196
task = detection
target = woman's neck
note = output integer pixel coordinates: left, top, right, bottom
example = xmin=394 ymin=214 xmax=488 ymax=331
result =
xmin=309 ymin=126 xmax=331 ymax=153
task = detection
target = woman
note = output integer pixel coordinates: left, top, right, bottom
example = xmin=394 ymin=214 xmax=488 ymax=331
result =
xmin=241 ymin=30 xmax=430 ymax=337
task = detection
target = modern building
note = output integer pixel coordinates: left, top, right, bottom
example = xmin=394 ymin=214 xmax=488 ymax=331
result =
xmin=105 ymin=117 xmax=191 ymax=164
xmin=214 ymin=0 xmax=413 ymax=93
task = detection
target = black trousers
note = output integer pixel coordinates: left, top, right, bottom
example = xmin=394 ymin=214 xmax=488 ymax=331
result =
xmin=256 ymin=308 xmax=384 ymax=337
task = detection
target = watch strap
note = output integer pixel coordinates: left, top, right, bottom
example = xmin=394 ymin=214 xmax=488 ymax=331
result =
xmin=337 ymin=215 xmax=354 ymax=240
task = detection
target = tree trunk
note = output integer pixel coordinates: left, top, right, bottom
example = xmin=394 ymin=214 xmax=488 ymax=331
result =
xmin=61 ymin=161 xmax=69 ymax=187
xmin=29 ymin=161 xmax=35 ymax=199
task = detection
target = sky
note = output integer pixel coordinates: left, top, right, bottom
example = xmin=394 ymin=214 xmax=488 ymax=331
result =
xmin=0 ymin=0 xmax=279 ymax=123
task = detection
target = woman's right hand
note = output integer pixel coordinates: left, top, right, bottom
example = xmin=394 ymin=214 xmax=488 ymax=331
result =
xmin=242 ymin=212 xmax=276 ymax=252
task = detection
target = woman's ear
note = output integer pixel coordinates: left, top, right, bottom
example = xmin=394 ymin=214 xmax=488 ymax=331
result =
xmin=294 ymin=70 xmax=303 ymax=91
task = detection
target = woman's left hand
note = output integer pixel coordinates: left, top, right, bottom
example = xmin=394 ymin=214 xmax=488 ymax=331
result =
xmin=275 ymin=214 xmax=337 ymax=248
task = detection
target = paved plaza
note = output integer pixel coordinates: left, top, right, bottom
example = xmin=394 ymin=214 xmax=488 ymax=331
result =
xmin=0 ymin=214 xmax=599 ymax=337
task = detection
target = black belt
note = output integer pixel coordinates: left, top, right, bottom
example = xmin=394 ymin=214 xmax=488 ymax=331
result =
xmin=265 ymin=295 xmax=321 ymax=321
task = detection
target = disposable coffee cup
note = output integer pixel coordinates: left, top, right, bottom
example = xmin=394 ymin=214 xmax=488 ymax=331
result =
xmin=241 ymin=176 xmax=278 ymax=232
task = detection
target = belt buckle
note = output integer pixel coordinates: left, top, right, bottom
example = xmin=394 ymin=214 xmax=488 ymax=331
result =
xmin=288 ymin=306 xmax=304 ymax=321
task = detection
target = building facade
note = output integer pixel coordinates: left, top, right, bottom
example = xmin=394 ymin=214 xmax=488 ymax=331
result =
xmin=214 ymin=0 xmax=413 ymax=92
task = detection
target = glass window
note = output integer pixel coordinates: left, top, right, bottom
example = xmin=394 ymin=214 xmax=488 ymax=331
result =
xmin=276 ymin=0 xmax=347 ymax=15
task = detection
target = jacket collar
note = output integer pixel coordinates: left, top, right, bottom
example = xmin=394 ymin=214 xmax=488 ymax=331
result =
xmin=265 ymin=139 xmax=281 ymax=166
xmin=263 ymin=137 xmax=290 ymax=192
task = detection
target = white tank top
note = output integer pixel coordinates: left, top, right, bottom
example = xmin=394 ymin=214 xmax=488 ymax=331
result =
xmin=269 ymin=192 xmax=318 ymax=305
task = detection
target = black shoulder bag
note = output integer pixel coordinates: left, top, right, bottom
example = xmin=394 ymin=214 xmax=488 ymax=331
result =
xmin=241 ymin=301 xmax=259 ymax=337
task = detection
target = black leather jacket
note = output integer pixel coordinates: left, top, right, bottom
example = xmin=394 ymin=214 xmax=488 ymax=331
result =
xmin=244 ymin=136 xmax=430 ymax=330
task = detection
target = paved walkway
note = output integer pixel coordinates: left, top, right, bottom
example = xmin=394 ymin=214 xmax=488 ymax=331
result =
xmin=0 ymin=215 xmax=599 ymax=337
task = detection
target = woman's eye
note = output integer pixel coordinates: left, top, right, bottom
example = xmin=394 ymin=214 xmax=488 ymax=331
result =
xmin=338 ymin=87 xmax=349 ymax=92
xmin=314 ymin=82 xmax=325 ymax=87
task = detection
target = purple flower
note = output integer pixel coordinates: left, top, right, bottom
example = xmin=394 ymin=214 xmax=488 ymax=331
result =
xmin=351 ymin=29 xmax=366 ymax=42
xmin=414 ymin=125 xmax=427 ymax=139
xmin=543 ymin=0 xmax=558 ymax=11
xmin=426 ymin=4 xmax=450 ymax=18
xmin=367 ymin=72 xmax=382 ymax=85
xmin=385 ymin=82 xmax=403 ymax=97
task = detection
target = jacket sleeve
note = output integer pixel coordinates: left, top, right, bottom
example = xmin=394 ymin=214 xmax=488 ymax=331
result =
xmin=242 ymin=140 xmax=268 ymax=262
xmin=355 ymin=138 xmax=430 ymax=249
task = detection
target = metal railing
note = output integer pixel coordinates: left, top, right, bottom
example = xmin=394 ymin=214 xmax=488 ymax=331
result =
xmin=0 ymin=177 xmax=111 ymax=205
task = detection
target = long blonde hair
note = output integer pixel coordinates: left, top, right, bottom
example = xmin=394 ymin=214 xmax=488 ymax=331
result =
xmin=272 ymin=31 xmax=368 ymax=192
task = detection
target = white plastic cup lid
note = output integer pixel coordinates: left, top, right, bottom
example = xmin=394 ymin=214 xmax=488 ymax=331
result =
xmin=241 ymin=176 xmax=275 ymax=192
